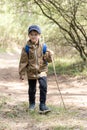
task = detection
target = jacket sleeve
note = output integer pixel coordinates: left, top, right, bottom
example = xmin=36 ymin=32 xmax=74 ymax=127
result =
xmin=43 ymin=49 xmax=54 ymax=63
xmin=19 ymin=47 xmax=28 ymax=77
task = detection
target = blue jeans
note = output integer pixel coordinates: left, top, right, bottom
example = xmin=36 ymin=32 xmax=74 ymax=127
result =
xmin=28 ymin=77 xmax=47 ymax=105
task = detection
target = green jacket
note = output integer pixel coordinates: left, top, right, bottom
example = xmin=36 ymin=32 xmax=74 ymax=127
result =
xmin=19 ymin=40 xmax=52 ymax=79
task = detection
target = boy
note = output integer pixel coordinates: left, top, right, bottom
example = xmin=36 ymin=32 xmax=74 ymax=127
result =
xmin=19 ymin=25 xmax=53 ymax=113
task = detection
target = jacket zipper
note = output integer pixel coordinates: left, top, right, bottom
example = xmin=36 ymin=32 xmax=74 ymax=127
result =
xmin=34 ymin=47 xmax=38 ymax=78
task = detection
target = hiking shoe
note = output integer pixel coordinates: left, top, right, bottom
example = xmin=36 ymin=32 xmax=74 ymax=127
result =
xmin=29 ymin=104 xmax=35 ymax=111
xmin=39 ymin=104 xmax=51 ymax=114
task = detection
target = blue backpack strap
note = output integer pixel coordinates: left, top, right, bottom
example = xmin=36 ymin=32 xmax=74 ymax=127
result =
xmin=25 ymin=45 xmax=30 ymax=54
xmin=43 ymin=43 xmax=48 ymax=65
xmin=43 ymin=43 xmax=47 ymax=54
xmin=25 ymin=43 xmax=46 ymax=54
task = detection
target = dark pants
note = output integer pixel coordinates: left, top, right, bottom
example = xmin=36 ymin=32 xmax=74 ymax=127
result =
xmin=28 ymin=77 xmax=47 ymax=105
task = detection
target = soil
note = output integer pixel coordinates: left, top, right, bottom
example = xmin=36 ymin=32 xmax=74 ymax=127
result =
xmin=0 ymin=52 xmax=87 ymax=130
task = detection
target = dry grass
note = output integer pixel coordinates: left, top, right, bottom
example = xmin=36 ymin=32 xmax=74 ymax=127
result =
xmin=0 ymin=96 xmax=86 ymax=130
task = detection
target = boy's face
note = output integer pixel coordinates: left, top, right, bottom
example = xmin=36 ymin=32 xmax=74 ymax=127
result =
xmin=29 ymin=30 xmax=40 ymax=44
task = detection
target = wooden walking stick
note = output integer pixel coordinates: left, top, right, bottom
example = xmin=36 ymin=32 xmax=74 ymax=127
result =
xmin=51 ymin=56 xmax=66 ymax=110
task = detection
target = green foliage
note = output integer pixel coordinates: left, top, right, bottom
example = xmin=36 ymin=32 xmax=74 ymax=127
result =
xmin=48 ymin=57 xmax=87 ymax=76
xmin=0 ymin=0 xmax=53 ymax=49
xmin=0 ymin=0 xmax=87 ymax=61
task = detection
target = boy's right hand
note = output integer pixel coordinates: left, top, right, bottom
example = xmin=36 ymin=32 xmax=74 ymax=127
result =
xmin=20 ymin=75 xmax=24 ymax=80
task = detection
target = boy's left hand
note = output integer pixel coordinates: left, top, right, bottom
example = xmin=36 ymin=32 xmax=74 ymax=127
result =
xmin=50 ymin=50 xmax=54 ymax=56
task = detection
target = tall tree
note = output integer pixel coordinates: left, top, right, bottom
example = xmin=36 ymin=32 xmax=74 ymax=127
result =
xmin=34 ymin=0 xmax=87 ymax=61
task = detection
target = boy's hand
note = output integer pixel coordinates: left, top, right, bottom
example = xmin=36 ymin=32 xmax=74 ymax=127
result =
xmin=20 ymin=75 xmax=24 ymax=80
xmin=43 ymin=51 xmax=54 ymax=59
xmin=50 ymin=50 xmax=54 ymax=56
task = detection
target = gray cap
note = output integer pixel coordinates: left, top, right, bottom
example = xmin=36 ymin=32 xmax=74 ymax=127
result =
xmin=28 ymin=25 xmax=41 ymax=34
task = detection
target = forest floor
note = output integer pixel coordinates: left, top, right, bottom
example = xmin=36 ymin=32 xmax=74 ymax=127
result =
xmin=0 ymin=52 xmax=87 ymax=130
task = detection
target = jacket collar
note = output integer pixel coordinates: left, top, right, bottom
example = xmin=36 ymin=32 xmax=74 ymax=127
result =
xmin=27 ymin=40 xmax=40 ymax=48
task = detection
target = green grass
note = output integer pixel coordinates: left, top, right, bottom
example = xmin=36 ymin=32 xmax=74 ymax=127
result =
xmin=28 ymin=104 xmax=84 ymax=130
xmin=0 ymin=96 xmax=8 ymax=109
xmin=48 ymin=57 xmax=87 ymax=76
xmin=0 ymin=47 xmax=6 ymax=53
xmin=0 ymin=99 xmax=85 ymax=130
xmin=28 ymin=105 xmax=78 ymax=123
xmin=0 ymin=123 xmax=11 ymax=130
xmin=53 ymin=126 xmax=83 ymax=130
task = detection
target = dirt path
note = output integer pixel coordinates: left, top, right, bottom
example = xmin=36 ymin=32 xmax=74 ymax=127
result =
xmin=0 ymin=52 xmax=87 ymax=130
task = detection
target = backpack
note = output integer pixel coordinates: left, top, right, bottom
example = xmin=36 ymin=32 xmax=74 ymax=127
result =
xmin=25 ymin=43 xmax=47 ymax=55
